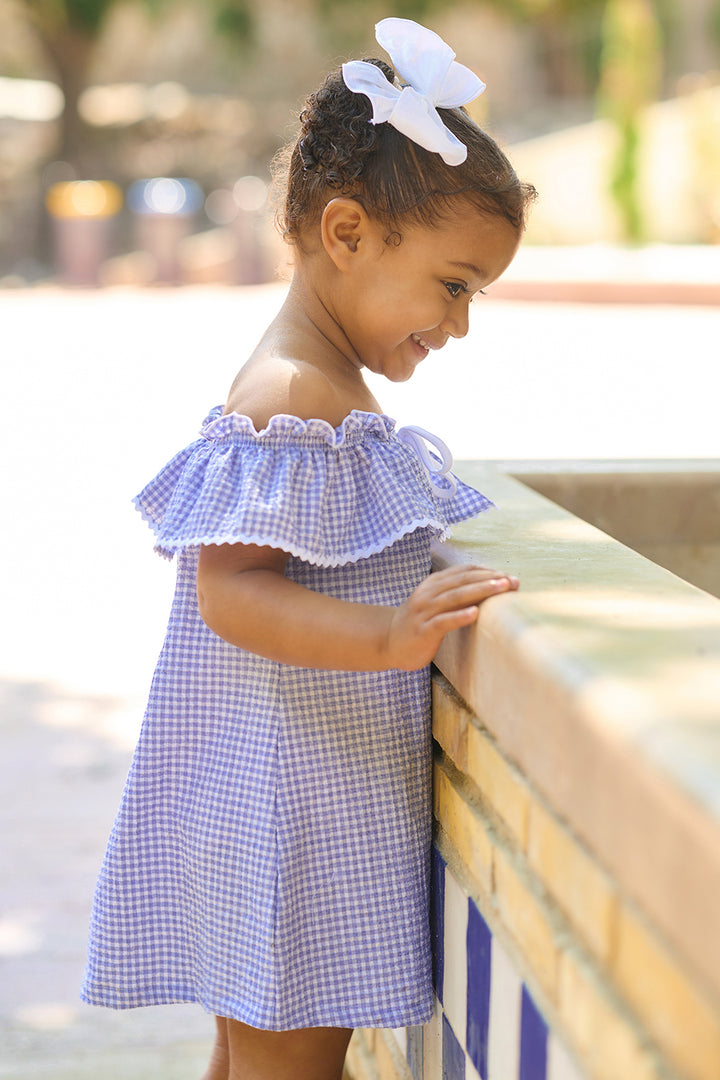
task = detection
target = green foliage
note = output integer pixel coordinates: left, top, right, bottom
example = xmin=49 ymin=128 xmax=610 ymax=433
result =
xmin=317 ymin=0 xmax=441 ymax=17
xmin=24 ymin=0 xmax=115 ymax=36
xmin=375 ymin=0 xmax=438 ymax=16
xmin=609 ymin=116 xmax=643 ymax=240
xmin=64 ymin=0 xmax=113 ymax=33
xmin=214 ymin=0 xmax=255 ymax=48
xmin=482 ymin=0 xmax=606 ymax=20
xmin=598 ymin=0 xmax=662 ymax=241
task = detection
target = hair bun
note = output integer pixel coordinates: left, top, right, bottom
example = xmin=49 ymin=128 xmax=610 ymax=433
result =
xmin=297 ymin=59 xmax=394 ymax=190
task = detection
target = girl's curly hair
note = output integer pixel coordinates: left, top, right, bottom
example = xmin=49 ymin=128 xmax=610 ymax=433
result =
xmin=274 ymin=59 xmax=537 ymax=245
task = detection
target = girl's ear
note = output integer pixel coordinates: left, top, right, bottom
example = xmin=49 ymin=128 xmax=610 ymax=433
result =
xmin=321 ymin=198 xmax=372 ymax=270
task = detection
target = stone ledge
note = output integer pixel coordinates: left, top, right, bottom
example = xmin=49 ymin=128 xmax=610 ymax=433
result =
xmin=432 ymin=462 xmax=720 ymax=1006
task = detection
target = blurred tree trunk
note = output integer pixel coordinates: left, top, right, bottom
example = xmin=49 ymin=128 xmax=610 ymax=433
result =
xmin=534 ymin=12 xmax=593 ymax=98
xmin=32 ymin=22 xmax=96 ymax=170
xmin=21 ymin=0 xmax=113 ymax=173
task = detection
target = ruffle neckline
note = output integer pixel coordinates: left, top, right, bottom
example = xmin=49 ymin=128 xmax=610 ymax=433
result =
xmin=200 ymin=406 xmax=397 ymax=446
xmin=134 ymin=407 xmax=493 ymax=566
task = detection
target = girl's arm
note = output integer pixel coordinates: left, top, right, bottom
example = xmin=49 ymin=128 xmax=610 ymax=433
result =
xmin=196 ymin=541 xmax=518 ymax=672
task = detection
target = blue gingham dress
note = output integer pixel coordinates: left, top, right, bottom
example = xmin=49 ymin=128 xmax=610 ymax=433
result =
xmin=82 ymin=408 xmax=492 ymax=1030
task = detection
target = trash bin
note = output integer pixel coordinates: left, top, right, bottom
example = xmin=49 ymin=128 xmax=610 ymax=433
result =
xmin=127 ymin=177 xmax=203 ymax=284
xmin=45 ymin=181 xmax=123 ymax=286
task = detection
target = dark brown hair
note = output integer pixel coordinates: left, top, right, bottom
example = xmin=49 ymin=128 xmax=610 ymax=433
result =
xmin=275 ymin=58 xmax=537 ymax=245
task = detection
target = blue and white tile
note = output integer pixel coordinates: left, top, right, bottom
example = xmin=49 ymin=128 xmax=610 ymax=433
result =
xmin=519 ymin=986 xmax=549 ymax=1080
xmin=423 ymin=997 xmax=444 ymax=1078
xmin=547 ymin=1034 xmax=587 ymax=1080
xmin=430 ymin=846 xmax=446 ymax=1003
xmin=465 ymin=1061 xmax=482 ymax=1080
xmin=466 ymin=900 xmax=492 ymax=1080
xmin=487 ymin=934 xmax=522 ymax=1080
xmin=411 ymin=848 xmax=573 ymax=1080
xmin=442 ymin=1013 xmax=466 ymax=1080
xmin=443 ymin=867 xmax=469 ymax=1043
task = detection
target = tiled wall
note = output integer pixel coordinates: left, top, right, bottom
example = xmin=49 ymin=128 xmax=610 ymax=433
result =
xmin=417 ymin=847 xmax=584 ymax=1080
xmin=347 ymin=845 xmax=584 ymax=1080
xmin=345 ymin=673 xmax=720 ymax=1080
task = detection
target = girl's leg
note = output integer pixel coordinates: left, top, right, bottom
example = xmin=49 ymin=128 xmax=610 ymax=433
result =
xmin=225 ymin=1019 xmax=353 ymax=1080
xmin=199 ymin=1015 xmax=230 ymax=1080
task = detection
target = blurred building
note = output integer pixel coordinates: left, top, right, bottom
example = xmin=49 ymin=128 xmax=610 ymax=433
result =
xmin=0 ymin=0 xmax=718 ymax=279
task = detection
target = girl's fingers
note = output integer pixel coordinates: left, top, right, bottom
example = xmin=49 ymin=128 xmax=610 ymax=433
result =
xmin=427 ymin=565 xmax=518 ymax=592
xmin=426 ymin=606 xmax=481 ymax=635
xmin=420 ymin=574 xmax=518 ymax=615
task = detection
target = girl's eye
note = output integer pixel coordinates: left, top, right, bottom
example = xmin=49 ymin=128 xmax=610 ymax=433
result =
xmin=443 ymin=281 xmax=466 ymax=298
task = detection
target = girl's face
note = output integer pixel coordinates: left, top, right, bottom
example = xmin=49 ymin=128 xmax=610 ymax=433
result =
xmin=341 ymin=206 xmax=521 ymax=383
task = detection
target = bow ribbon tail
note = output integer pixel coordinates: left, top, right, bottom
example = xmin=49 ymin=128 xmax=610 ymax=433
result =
xmin=388 ymin=87 xmax=470 ymax=165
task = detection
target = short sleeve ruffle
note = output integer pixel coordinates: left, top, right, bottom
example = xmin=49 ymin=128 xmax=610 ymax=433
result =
xmin=133 ymin=407 xmax=493 ymax=567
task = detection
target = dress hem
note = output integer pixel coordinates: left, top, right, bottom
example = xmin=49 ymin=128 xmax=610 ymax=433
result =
xmin=79 ymin=990 xmax=433 ymax=1030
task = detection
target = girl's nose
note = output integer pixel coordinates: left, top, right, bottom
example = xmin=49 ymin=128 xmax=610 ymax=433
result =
xmin=440 ymin=301 xmax=470 ymax=339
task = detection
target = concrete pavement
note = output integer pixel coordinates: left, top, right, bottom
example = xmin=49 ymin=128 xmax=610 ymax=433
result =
xmin=1 ymin=266 xmax=718 ymax=1078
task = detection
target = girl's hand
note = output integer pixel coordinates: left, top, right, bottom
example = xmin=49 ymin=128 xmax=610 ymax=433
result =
xmin=387 ymin=564 xmax=519 ymax=671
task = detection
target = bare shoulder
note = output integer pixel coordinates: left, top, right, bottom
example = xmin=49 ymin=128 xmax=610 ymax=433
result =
xmin=225 ymin=356 xmax=351 ymax=430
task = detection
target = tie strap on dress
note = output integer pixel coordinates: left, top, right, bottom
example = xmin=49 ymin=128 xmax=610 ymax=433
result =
xmin=396 ymin=425 xmax=457 ymax=499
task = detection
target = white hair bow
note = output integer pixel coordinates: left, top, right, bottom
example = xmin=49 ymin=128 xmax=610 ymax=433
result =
xmin=342 ymin=17 xmax=486 ymax=167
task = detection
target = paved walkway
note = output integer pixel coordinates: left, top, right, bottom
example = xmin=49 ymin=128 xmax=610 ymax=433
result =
xmin=1 ymin=267 xmax=718 ymax=1078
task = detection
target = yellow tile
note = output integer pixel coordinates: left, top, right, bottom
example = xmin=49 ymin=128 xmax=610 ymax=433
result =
xmin=527 ymin=799 xmax=617 ymax=964
xmin=559 ymin=952 xmax=660 ymax=1080
xmin=494 ymin=846 xmax=559 ymax=1002
xmin=432 ymin=678 xmax=470 ymax=772
xmin=614 ymin=903 xmax=720 ymax=1080
xmin=433 ymin=758 xmax=494 ymax=896
xmin=466 ymin=722 xmax=530 ymax=849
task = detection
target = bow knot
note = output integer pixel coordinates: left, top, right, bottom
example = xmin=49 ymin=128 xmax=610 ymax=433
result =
xmin=342 ymin=18 xmax=485 ymax=166
xmin=397 ymin=425 xmax=457 ymax=500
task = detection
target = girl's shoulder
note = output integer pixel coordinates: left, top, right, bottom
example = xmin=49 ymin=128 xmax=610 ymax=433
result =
xmin=224 ymin=354 xmax=373 ymax=432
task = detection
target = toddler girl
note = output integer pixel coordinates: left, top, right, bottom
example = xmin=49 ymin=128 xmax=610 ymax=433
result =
xmin=82 ymin=17 xmax=535 ymax=1080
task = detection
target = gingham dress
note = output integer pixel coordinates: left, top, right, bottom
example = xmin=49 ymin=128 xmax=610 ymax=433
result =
xmin=81 ymin=408 xmax=492 ymax=1030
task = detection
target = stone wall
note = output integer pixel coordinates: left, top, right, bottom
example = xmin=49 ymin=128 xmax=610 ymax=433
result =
xmin=345 ymin=462 xmax=720 ymax=1080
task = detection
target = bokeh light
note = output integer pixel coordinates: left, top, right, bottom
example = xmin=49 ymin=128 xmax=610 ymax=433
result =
xmin=45 ymin=181 xmax=123 ymax=219
xmin=233 ymin=176 xmax=268 ymax=213
xmin=127 ymin=178 xmax=204 ymax=217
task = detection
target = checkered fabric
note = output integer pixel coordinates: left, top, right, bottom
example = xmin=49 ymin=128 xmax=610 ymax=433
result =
xmin=132 ymin=408 xmax=492 ymax=563
xmin=81 ymin=408 xmax=492 ymax=1030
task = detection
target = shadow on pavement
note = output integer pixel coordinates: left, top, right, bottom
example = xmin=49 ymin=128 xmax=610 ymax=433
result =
xmin=0 ymin=678 xmax=213 ymax=1079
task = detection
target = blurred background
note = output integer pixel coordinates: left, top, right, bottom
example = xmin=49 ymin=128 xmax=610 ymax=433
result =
xmin=1 ymin=6 xmax=719 ymax=1077
xmin=0 ymin=0 xmax=718 ymax=286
